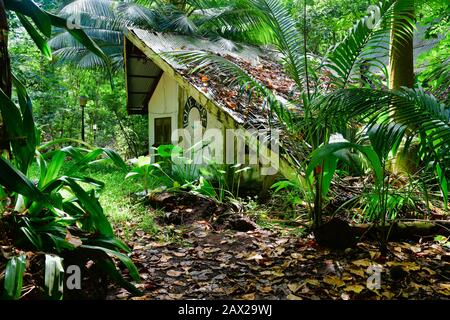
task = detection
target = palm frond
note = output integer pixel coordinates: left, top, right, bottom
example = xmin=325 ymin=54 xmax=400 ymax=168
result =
xmin=194 ymin=4 xmax=270 ymax=43
xmin=168 ymin=50 xmax=293 ymax=126
xmin=323 ymin=88 xmax=450 ymax=166
xmin=324 ymin=0 xmax=415 ymax=88
xmin=250 ymin=0 xmax=308 ymax=91
xmin=164 ymin=12 xmax=198 ymax=34
xmin=49 ymin=29 xmax=122 ymax=48
xmin=116 ymin=2 xmax=158 ymax=29
xmin=169 ymin=50 xmax=267 ymax=91
xmin=59 ymin=0 xmax=116 ymax=19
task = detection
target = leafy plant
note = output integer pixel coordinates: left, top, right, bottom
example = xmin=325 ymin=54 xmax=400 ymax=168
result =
xmin=321 ymin=87 xmax=450 ymax=208
xmin=126 ymin=155 xmax=157 ymax=195
xmin=0 ymin=1 xmax=141 ymax=298
xmin=49 ymin=0 xmax=270 ymax=71
xmin=0 ymin=148 xmax=141 ymax=299
xmin=434 ymin=235 xmax=450 ymax=249
xmin=126 ymin=144 xmax=251 ymax=202
xmin=2 ymin=254 xmax=26 ymax=300
xmin=168 ymin=0 xmax=447 ymax=234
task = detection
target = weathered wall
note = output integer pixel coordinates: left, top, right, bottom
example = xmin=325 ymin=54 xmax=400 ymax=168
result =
xmin=148 ymin=72 xmax=179 ymax=153
xmin=177 ymin=89 xmax=274 ymax=185
xmin=148 ymin=76 xmax=280 ymax=191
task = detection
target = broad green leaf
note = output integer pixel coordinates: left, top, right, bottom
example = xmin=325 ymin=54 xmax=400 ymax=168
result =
xmin=321 ymin=156 xmax=338 ymax=197
xmin=3 ymin=255 xmax=26 ymax=300
xmin=67 ymin=148 xmax=104 ymax=173
xmin=16 ymin=13 xmax=52 ymax=60
xmin=12 ymin=74 xmax=36 ymax=172
xmin=60 ymin=146 xmax=85 ymax=161
xmin=0 ymin=88 xmax=30 ymax=172
xmin=307 ymin=142 xmax=383 ymax=185
xmin=6 ymin=0 xmax=52 ymax=37
xmin=21 ymin=218 xmax=43 ymax=250
xmin=37 ymin=153 xmax=48 ymax=189
xmin=46 ymin=233 xmax=76 ymax=253
xmin=81 ymin=245 xmax=140 ymax=283
xmin=102 ymin=148 xmax=128 ymax=171
xmin=39 ymin=151 xmax=66 ymax=189
xmin=94 ymin=257 xmax=142 ymax=296
xmin=157 ymin=144 xmax=176 ymax=158
xmin=0 ymin=157 xmax=45 ymax=202
xmin=87 ymin=236 xmax=132 ymax=253
xmin=61 ymin=177 xmax=113 ymax=236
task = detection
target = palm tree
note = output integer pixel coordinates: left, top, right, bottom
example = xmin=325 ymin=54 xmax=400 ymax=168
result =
xmin=49 ymin=0 xmax=270 ymax=71
xmin=389 ymin=0 xmax=415 ymax=89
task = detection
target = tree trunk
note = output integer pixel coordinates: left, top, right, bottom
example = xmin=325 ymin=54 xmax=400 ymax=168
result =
xmin=389 ymin=0 xmax=415 ymax=89
xmin=353 ymin=220 xmax=450 ymax=241
xmin=0 ymin=0 xmax=11 ymax=158
xmin=113 ymin=109 xmax=138 ymax=158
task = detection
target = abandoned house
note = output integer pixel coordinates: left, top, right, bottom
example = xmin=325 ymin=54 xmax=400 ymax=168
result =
xmin=123 ymin=26 xmax=438 ymax=186
xmin=123 ymin=28 xmax=300 ymax=184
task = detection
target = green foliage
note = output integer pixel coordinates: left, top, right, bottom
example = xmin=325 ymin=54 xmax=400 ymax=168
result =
xmin=358 ymin=181 xmax=419 ymax=222
xmin=9 ymin=16 xmax=147 ymax=158
xmin=434 ymin=235 xmax=450 ymax=248
xmin=126 ymin=144 xmax=250 ymax=202
xmin=250 ymin=0 xmax=309 ymax=91
xmin=0 ymin=2 xmax=141 ymax=298
xmin=49 ymin=0 xmax=271 ymax=70
xmin=417 ymin=34 xmax=450 ymax=104
xmin=284 ymin=0 xmax=372 ymax=55
xmin=125 ymin=155 xmax=162 ymax=194
xmin=3 ymin=255 xmax=26 ymax=300
xmin=322 ymin=88 xmax=450 ymax=207
xmin=177 ymin=0 xmax=448 ymax=229
xmin=5 ymin=0 xmax=111 ymax=71
xmin=271 ymin=175 xmax=314 ymax=214
xmin=306 ymin=142 xmax=383 ymax=186
xmin=44 ymin=254 xmax=64 ymax=299
xmin=1 ymin=146 xmax=141 ymax=299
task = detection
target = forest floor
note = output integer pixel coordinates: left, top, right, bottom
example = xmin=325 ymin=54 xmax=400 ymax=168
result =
xmin=107 ymin=192 xmax=450 ymax=300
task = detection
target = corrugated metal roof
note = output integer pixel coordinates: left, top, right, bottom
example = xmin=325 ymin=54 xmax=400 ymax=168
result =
xmin=124 ymin=29 xmax=298 ymax=122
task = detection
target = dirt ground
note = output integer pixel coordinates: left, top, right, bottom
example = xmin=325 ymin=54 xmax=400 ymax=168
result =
xmin=108 ymin=194 xmax=450 ymax=300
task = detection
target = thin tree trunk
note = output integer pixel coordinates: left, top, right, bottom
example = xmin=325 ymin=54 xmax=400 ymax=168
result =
xmin=113 ymin=109 xmax=138 ymax=158
xmin=0 ymin=0 xmax=11 ymax=158
xmin=389 ymin=0 xmax=415 ymax=89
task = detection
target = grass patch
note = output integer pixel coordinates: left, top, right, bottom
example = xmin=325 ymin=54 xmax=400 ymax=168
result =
xmin=28 ymin=161 xmax=160 ymax=239
xmin=82 ymin=163 xmax=161 ymax=237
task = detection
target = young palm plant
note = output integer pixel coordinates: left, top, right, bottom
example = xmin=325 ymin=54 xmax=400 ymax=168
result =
xmin=167 ymin=0 xmax=448 ymax=236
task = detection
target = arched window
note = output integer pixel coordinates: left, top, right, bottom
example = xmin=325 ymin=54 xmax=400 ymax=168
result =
xmin=183 ymin=97 xmax=207 ymax=129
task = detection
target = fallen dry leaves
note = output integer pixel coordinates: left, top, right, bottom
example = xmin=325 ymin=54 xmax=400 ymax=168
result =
xmin=108 ymin=221 xmax=450 ymax=300
xmin=108 ymin=195 xmax=450 ymax=300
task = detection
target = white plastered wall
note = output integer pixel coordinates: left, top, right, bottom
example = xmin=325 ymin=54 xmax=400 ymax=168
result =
xmin=148 ymin=72 xmax=179 ymax=156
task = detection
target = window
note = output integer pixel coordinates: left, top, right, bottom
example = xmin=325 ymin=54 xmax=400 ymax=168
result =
xmin=154 ymin=117 xmax=172 ymax=147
